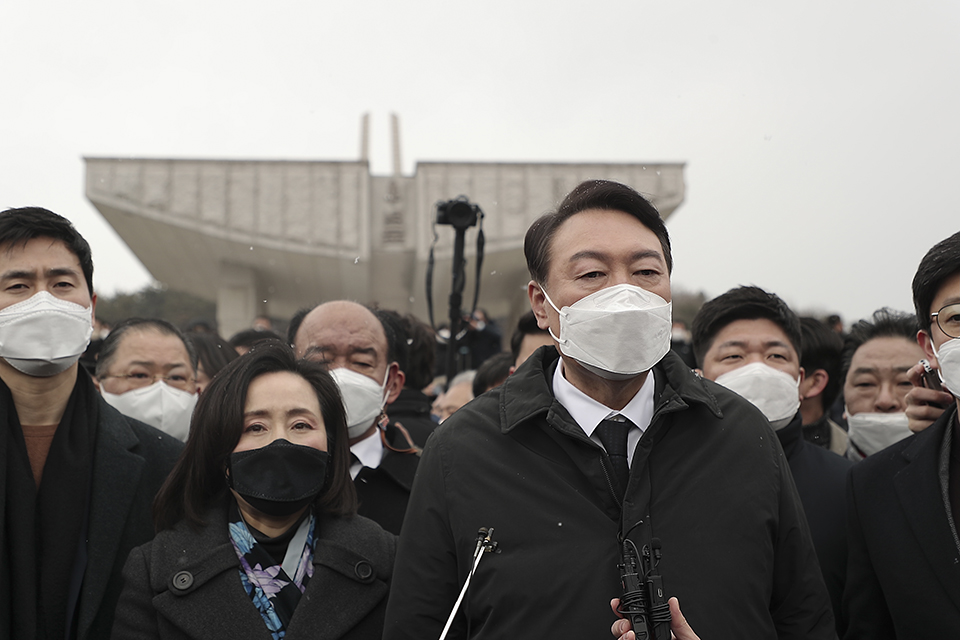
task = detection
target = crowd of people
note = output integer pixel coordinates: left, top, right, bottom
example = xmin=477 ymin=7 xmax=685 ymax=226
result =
xmin=0 ymin=180 xmax=957 ymax=640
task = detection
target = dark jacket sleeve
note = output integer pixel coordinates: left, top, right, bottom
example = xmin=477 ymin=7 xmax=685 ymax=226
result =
xmin=383 ymin=433 xmax=460 ymax=640
xmin=842 ymin=469 xmax=896 ymax=640
xmin=111 ymin=543 xmax=161 ymax=640
xmin=769 ymin=443 xmax=838 ymax=639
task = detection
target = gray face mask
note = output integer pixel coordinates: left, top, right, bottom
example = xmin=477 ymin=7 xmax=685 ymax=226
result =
xmin=541 ymin=283 xmax=673 ymax=380
xmin=0 ymin=291 xmax=93 ymax=377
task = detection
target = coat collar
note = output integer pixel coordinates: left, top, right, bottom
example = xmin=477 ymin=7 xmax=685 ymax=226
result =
xmin=149 ymin=503 xmax=392 ymax=639
xmin=500 ymin=346 xmax=722 ymax=435
xmin=893 ymin=404 xmax=960 ymax=613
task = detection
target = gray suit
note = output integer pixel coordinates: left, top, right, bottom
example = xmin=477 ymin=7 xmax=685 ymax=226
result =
xmin=112 ymin=503 xmax=396 ymax=640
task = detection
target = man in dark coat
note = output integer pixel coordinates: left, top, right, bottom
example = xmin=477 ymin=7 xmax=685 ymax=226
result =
xmin=0 ymin=207 xmax=182 ymax=640
xmin=844 ymin=231 xmax=960 ymax=638
xmin=384 ymin=180 xmax=834 ymax=639
xmin=293 ymin=301 xmax=419 ymax=535
xmin=691 ymin=286 xmax=854 ymax=635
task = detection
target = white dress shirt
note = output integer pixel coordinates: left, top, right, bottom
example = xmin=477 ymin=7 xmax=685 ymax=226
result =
xmin=349 ymin=428 xmax=385 ymax=479
xmin=552 ymin=360 xmax=656 ymax=467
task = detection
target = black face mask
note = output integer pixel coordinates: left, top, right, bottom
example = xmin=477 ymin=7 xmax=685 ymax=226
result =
xmin=228 ymin=439 xmax=329 ymax=517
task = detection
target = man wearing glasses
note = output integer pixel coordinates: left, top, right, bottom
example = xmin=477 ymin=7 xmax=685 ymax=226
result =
xmin=844 ymin=231 xmax=960 ymax=639
xmin=95 ymin=317 xmax=199 ymax=441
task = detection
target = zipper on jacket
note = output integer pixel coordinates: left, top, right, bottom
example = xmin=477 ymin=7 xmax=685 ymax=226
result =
xmin=599 ymin=453 xmax=621 ymax=507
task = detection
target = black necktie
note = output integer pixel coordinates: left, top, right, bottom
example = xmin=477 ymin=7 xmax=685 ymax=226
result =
xmin=596 ymin=417 xmax=632 ymax=501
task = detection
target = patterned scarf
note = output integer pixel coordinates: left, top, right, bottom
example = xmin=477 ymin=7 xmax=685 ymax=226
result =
xmin=228 ymin=503 xmax=316 ymax=639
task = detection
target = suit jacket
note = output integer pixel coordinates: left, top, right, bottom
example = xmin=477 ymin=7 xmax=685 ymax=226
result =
xmin=111 ymin=504 xmax=396 ymax=640
xmin=354 ymin=423 xmax=420 ymax=535
xmin=843 ymin=404 xmax=960 ymax=639
xmin=75 ymin=399 xmax=183 ymax=640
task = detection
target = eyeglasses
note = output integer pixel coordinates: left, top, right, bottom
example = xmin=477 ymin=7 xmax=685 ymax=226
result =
xmin=931 ymin=303 xmax=960 ymax=339
xmin=99 ymin=372 xmax=196 ymax=392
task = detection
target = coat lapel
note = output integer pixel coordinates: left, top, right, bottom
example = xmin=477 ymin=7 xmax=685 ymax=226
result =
xmin=285 ymin=537 xmax=388 ymax=639
xmin=151 ymin=540 xmax=272 ymax=639
xmin=77 ymin=408 xmax=145 ymax=637
xmin=894 ymin=420 xmax=960 ymax=613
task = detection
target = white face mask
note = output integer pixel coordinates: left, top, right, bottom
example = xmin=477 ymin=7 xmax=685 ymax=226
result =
xmin=932 ymin=338 xmax=960 ymax=398
xmin=0 ymin=291 xmax=93 ymax=377
xmin=541 ymin=283 xmax=672 ymax=380
xmin=330 ymin=367 xmax=390 ymax=438
xmin=846 ymin=410 xmax=912 ymax=457
xmin=714 ymin=362 xmax=801 ymax=426
xmin=102 ymin=381 xmax=198 ymax=442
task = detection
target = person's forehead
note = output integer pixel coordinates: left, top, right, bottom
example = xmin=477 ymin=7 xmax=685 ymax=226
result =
xmin=300 ymin=303 xmax=387 ymax=353
xmin=849 ymin=336 xmax=924 ymax=373
xmin=114 ymin=328 xmax=191 ymax=366
xmin=931 ymin=272 xmax=960 ymax=312
xmin=1 ymin=237 xmax=81 ymax=271
xmin=548 ymin=209 xmax=663 ymax=266
xmin=708 ymin=318 xmax=797 ymax=355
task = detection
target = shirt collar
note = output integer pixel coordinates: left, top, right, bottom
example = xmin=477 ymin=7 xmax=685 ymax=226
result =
xmin=350 ymin=428 xmax=384 ymax=470
xmin=552 ymin=360 xmax=656 ymax=438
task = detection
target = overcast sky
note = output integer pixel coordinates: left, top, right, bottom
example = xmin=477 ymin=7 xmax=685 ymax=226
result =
xmin=3 ymin=0 xmax=958 ymax=325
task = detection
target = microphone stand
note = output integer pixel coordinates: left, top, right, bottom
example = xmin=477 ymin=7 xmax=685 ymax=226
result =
xmin=438 ymin=528 xmax=498 ymax=640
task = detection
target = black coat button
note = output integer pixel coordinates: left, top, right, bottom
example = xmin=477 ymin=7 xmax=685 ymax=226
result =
xmin=354 ymin=561 xmax=373 ymax=581
xmin=172 ymin=570 xmax=194 ymax=591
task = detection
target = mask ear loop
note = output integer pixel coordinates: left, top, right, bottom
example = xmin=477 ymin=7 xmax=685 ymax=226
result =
xmin=378 ymin=414 xmax=421 ymax=455
xmin=539 ymin=284 xmax=567 ymax=346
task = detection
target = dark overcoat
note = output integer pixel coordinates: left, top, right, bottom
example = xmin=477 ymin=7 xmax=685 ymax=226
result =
xmin=843 ymin=404 xmax=960 ymax=639
xmin=111 ymin=504 xmax=396 ymax=640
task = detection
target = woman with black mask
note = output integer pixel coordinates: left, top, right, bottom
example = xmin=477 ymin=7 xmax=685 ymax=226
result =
xmin=112 ymin=341 xmax=395 ymax=640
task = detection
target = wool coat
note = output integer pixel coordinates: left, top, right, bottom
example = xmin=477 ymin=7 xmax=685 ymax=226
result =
xmin=112 ymin=504 xmax=396 ymax=640
xmin=843 ymin=404 xmax=960 ymax=639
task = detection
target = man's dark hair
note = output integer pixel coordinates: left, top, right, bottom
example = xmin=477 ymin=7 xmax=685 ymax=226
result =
xmin=472 ymin=352 xmax=513 ymax=397
xmin=510 ymin=310 xmax=548 ymax=360
xmin=912 ymin=231 xmax=960 ymax=333
xmin=799 ymin=317 xmax=844 ymax=410
xmin=691 ymin=286 xmax=802 ymax=368
xmin=841 ymin=308 xmax=919 ymax=382
xmin=229 ymin=328 xmax=283 ymax=351
xmin=96 ymin=317 xmax=199 ymax=378
xmin=397 ymin=313 xmax=436 ymax=390
xmin=0 ymin=207 xmax=94 ymax=296
xmin=287 ymin=306 xmax=313 ymax=347
xmin=153 ymin=341 xmax=357 ymax=530
xmin=186 ymin=333 xmax=239 ymax=381
xmin=370 ymin=307 xmax=409 ymax=369
xmin=523 ymin=180 xmax=672 ymax=285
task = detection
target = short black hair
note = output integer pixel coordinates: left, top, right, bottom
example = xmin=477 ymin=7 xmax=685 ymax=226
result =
xmin=472 ymin=352 xmax=513 ymax=397
xmin=841 ymin=308 xmax=919 ymax=383
xmin=691 ymin=286 xmax=801 ymax=368
xmin=229 ymin=328 xmax=283 ymax=351
xmin=799 ymin=317 xmax=844 ymax=410
xmin=523 ymin=180 xmax=672 ymax=286
xmin=186 ymin=333 xmax=239 ymax=381
xmin=395 ymin=313 xmax=436 ymax=390
xmin=287 ymin=306 xmax=313 ymax=347
xmin=510 ymin=310 xmax=548 ymax=360
xmin=912 ymin=231 xmax=960 ymax=333
xmin=0 ymin=207 xmax=94 ymax=296
xmin=96 ymin=317 xmax=198 ymax=378
xmin=370 ymin=307 xmax=408 ymax=369
xmin=152 ymin=342 xmax=357 ymax=530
